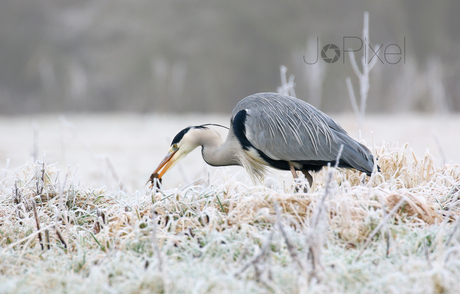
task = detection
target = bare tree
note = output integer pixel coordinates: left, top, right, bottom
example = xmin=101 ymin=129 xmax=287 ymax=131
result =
xmin=346 ymin=12 xmax=380 ymax=140
xmin=277 ymin=65 xmax=296 ymax=97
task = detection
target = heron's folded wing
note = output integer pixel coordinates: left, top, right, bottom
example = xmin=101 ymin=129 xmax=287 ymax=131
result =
xmin=232 ymin=93 xmax=374 ymax=173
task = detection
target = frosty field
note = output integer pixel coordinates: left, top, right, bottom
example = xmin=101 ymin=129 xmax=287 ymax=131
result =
xmin=1 ymin=113 xmax=460 ymax=293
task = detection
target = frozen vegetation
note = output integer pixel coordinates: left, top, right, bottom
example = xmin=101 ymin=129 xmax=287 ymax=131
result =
xmin=1 ymin=114 xmax=460 ymax=293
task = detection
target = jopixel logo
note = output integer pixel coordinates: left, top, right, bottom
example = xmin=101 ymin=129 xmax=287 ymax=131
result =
xmin=304 ymin=37 xmax=406 ymax=65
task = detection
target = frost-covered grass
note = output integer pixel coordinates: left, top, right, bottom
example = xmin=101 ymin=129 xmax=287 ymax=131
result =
xmin=1 ymin=143 xmax=459 ymax=293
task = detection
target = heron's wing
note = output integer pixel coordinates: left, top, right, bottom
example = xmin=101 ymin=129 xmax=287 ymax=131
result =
xmin=232 ymin=93 xmax=374 ymax=173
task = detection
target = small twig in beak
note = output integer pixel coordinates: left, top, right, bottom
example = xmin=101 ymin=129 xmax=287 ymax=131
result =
xmin=147 ymin=173 xmax=162 ymax=189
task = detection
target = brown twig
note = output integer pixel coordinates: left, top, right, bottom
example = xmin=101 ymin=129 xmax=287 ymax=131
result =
xmin=147 ymin=173 xmax=162 ymax=191
xmin=45 ymin=229 xmax=50 ymax=250
xmin=32 ymin=201 xmax=44 ymax=250
xmin=13 ymin=181 xmax=21 ymax=205
xmin=55 ymin=224 xmax=67 ymax=249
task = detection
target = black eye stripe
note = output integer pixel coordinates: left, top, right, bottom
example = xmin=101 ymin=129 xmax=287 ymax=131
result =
xmin=170 ymin=125 xmax=210 ymax=146
xmin=171 ymin=127 xmax=191 ymax=145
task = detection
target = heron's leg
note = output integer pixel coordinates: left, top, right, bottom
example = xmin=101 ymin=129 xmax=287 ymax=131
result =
xmin=301 ymin=171 xmax=313 ymax=188
xmin=289 ymin=164 xmax=298 ymax=179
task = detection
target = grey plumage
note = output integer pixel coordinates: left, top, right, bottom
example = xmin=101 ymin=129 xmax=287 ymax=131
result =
xmin=150 ymin=92 xmax=376 ymax=187
xmin=230 ymin=92 xmax=375 ymax=175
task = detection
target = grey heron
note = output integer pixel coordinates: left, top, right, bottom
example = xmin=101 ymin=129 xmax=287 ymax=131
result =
xmin=149 ymin=92 xmax=376 ymax=188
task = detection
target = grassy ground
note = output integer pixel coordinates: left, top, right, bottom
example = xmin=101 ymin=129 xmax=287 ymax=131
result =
xmin=1 ymin=114 xmax=460 ymax=293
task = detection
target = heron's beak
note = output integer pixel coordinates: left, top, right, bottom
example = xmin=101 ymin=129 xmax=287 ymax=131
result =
xmin=150 ymin=148 xmax=179 ymax=181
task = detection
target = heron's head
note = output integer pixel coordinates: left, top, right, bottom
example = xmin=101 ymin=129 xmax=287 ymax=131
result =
xmin=149 ymin=126 xmax=205 ymax=183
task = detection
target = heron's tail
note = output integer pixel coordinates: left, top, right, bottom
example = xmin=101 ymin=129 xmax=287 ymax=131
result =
xmin=336 ymin=134 xmax=377 ymax=176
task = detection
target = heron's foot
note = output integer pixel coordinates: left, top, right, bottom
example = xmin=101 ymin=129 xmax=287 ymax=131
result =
xmin=289 ymin=164 xmax=311 ymax=193
xmin=294 ymin=186 xmax=309 ymax=193
xmin=293 ymin=178 xmax=309 ymax=193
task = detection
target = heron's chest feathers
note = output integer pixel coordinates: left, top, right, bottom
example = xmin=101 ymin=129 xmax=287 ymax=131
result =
xmin=244 ymin=147 xmax=267 ymax=165
xmin=239 ymin=147 xmax=269 ymax=183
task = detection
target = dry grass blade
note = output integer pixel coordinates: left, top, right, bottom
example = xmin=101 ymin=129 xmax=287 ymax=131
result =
xmin=0 ymin=143 xmax=459 ymax=293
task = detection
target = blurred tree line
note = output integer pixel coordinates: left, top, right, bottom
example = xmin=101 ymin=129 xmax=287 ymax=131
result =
xmin=0 ymin=0 xmax=459 ymax=114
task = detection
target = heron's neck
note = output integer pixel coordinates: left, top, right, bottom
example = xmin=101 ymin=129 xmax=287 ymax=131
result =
xmin=198 ymin=129 xmax=240 ymax=167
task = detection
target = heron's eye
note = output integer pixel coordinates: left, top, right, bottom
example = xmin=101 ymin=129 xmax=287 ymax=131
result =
xmin=172 ymin=144 xmax=178 ymax=150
